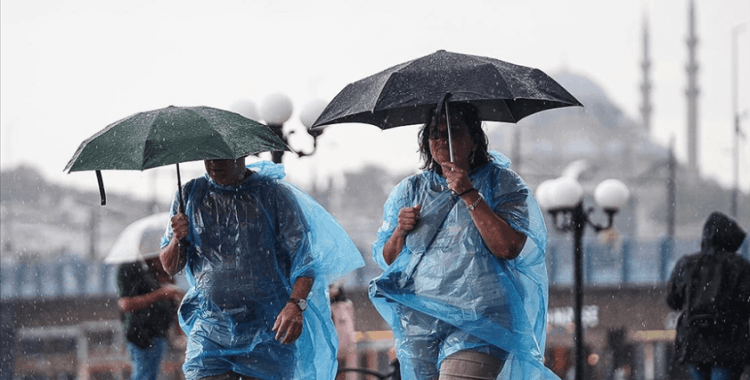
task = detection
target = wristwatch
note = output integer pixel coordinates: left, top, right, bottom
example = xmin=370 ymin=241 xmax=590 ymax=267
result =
xmin=288 ymin=297 xmax=307 ymax=311
xmin=467 ymin=193 xmax=484 ymax=212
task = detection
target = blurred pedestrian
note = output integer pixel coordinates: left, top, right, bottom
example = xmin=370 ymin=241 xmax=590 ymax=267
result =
xmin=117 ymin=243 xmax=183 ymax=380
xmin=667 ymin=211 xmax=750 ymax=380
xmin=160 ymin=158 xmax=363 ymax=380
xmin=369 ymin=103 xmax=554 ymax=379
xmin=330 ymin=282 xmax=357 ymax=380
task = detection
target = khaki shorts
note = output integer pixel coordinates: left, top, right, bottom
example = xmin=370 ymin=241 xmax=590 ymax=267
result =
xmin=439 ymin=350 xmax=505 ymax=380
xmin=394 ymin=307 xmax=507 ymax=379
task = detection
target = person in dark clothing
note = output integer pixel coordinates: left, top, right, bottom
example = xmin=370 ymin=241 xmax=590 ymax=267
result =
xmin=667 ymin=211 xmax=750 ymax=380
xmin=330 ymin=283 xmax=356 ymax=380
xmin=117 ymin=255 xmax=182 ymax=380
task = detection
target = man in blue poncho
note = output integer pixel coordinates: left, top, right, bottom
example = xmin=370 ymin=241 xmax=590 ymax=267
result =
xmin=370 ymin=103 xmax=558 ymax=380
xmin=160 ymin=157 xmax=363 ymax=380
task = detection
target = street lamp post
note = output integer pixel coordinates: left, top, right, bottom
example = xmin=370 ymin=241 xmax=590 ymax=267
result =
xmin=537 ymin=177 xmax=630 ymax=380
xmin=258 ymin=93 xmax=327 ymax=163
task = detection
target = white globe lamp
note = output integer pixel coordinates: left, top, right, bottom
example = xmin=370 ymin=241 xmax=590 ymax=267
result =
xmin=299 ymin=99 xmax=329 ymax=128
xmin=535 ymin=179 xmax=556 ymax=210
xmin=549 ymin=177 xmax=584 ymax=210
xmin=594 ymin=179 xmax=630 ymax=211
xmin=260 ymin=93 xmax=293 ymax=125
xmin=230 ymin=100 xmax=259 ymax=121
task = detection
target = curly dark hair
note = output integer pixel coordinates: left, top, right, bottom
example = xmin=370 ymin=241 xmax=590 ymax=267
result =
xmin=418 ymin=102 xmax=491 ymax=175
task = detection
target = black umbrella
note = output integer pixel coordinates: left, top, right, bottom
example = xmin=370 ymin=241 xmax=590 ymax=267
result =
xmin=311 ymin=50 xmax=581 ymax=160
xmin=65 ymin=105 xmax=288 ymax=207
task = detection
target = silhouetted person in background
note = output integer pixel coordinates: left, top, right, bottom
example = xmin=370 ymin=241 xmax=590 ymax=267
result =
xmin=117 ymin=253 xmax=182 ymax=380
xmin=667 ymin=211 xmax=750 ymax=380
xmin=330 ymin=283 xmax=356 ymax=380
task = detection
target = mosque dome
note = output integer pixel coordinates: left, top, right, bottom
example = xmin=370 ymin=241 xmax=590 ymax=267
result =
xmin=553 ymin=71 xmax=615 ymax=108
xmin=507 ymin=70 xmax=666 ymax=166
xmin=548 ymin=70 xmax=633 ymax=130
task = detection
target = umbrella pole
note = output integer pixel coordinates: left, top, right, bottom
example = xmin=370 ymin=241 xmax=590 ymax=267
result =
xmin=176 ymin=163 xmax=185 ymax=213
xmin=445 ymin=101 xmax=455 ymax=163
xmin=175 ymin=163 xmax=190 ymax=254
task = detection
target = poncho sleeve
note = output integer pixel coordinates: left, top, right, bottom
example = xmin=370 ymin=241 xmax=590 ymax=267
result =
xmin=249 ymin=161 xmax=365 ymax=380
xmin=372 ymin=176 xmax=419 ymax=270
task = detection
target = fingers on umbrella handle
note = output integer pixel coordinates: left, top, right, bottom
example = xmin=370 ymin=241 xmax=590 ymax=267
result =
xmin=176 ymin=238 xmax=188 ymax=272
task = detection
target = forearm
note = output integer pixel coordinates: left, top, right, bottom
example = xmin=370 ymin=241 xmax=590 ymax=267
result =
xmin=118 ymin=289 xmax=164 ymax=312
xmin=274 ymin=276 xmax=313 ymax=344
xmin=462 ymin=192 xmax=526 ymax=260
xmin=382 ymin=228 xmax=407 ymax=265
xmin=291 ymin=276 xmax=314 ymax=300
xmin=159 ymin=237 xmax=185 ymax=276
xmin=665 ymin=279 xmax=683 ymax=310
xmin=666 ymin=292 xmax=682 ymax=310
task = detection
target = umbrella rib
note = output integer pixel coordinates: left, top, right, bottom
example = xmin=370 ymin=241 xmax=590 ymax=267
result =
xmin=371 ymin=55 xmax=430 ymax=113
xmin=195 ymin=107 xmax=247 ymax=160
xmin=140 ymin=110 xmax=167 ymax=170
xmin=65 ymin=111 xmax=152 ymax=172
xmin=141 ymin=107 xmax=235 ymax=169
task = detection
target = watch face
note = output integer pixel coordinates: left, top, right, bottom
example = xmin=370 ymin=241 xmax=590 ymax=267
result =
xmin=298 ymin=299 xmax=307 ymax=311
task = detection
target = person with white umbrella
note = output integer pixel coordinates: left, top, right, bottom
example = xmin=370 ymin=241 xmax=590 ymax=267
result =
xmin=107 ymin=213 xmax=184 ymax=380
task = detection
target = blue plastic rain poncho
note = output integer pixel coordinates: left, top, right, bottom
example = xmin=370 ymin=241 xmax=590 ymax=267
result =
xmin=370 ymin=151 xmax=558 ymax=380
xmin=161 ymin=161 xmax=364 ymax=380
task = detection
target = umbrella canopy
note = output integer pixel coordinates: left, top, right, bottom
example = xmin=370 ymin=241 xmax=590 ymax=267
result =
xmin=105 ymin=212 xmax=170 ymax=264
xmin=311 ymin=49 xmax=582 ymax=130
xmin=64 ymin=105 xmax=288 ymax=205
xmin=65 ymin=105 xmax=287 ymax=172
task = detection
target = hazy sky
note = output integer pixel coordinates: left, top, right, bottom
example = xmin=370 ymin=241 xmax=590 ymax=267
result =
xmin=1 ymin=0 xmax=748 ymax=203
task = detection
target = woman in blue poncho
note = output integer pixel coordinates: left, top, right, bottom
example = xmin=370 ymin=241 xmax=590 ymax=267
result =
xmin=160 ymin=158 xmax=363 ymax=380
xmin=370 ymin=103 xmax=557 ymax=380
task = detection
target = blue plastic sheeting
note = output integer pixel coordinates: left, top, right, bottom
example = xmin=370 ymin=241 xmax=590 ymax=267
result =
xmin=370 ymin=151 xmax=559 ymax=380
xmin=161 ymin=161 xmax=364 ymax=380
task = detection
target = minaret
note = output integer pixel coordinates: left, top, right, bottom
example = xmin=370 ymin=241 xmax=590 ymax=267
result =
xmin=685 ymin=0 xmax=700 ymax=171
xmin=640 ymin=13 xmax=653 ymax=133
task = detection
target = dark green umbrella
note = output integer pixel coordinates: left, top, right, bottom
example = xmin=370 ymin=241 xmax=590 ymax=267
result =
xmin=64 ymin=105 xmax=288 ymax=206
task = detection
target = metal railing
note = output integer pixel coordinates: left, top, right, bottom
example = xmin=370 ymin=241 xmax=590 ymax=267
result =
xmin=4 ymin=237 xmax=750 ymax=300
xmin=12 ymin=320 xmax=184 ymax=380
xmin=337 ymin=359 xmax=400 ymax=380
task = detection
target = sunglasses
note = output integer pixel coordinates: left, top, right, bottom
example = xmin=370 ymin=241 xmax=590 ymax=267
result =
xmin=429 ymin=121 xmax=463 ymax=140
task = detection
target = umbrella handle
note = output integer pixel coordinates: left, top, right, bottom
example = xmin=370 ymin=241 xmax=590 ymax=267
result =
xmin=96 ymin=170 xmax=107 ymax=205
